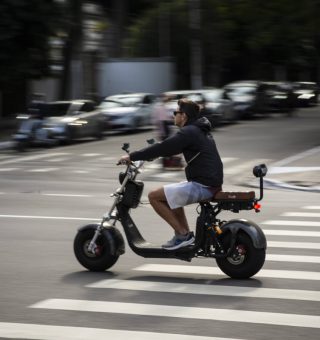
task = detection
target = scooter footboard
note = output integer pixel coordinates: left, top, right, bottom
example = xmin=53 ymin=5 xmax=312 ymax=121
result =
xmin=220 ymin=219 xmax=267 ymax=249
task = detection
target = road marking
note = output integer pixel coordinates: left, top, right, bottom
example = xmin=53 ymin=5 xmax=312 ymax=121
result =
xmin=0 ymin=322 xmax=235 ymax=340
xmin=134 ymin=264 xmax=320 ymax=281
xmin=221 ymin=157 xmax=238 ymax=164
xmin=82 ymin=153 xmax=103 ymax=157
xmin=30 ymin=298 xmax=320 ymax=328
xmin=42 ymin=193 xmax=93 ymax=198
xmin=87 ymin=278 xmax=320 ymax=302
xmin=263 ymin=220 xmax=320 ymax=227
xmin=303 ymin=206 xmax=320 ymax=210
xmin=224 ymin=160 xmax=270 ymax=175
xmin=268 ymin=241 xmax=320 ymax=249
xmin=266 ymin=254 xmax=320 ymax=263
xmin=72 ymin=170 xmax=90 ymax=173
xmin=271 ymin=146 xmax=320 ymax=167
xmin=0 ymin=167 xmax=19 ymax=172
xmin=27 ymin=168 xmax=59 ymax=172
xmin=0 ymin=152 xmax=70 ymax=165
xmin=0 ymin=214 xmax=99 ymax=221
xmin=47 ymin=157 xmax=69 ymax=162
xmin=264 ymin=229 xmax=320 ymax=237
xmin=282 ymin=212 xmax=320 ymax=218
xmin=269 ymin=166 xmax=320 ymax=174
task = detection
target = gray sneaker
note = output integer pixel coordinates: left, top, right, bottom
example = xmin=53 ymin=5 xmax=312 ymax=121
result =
xmin=162 ymin=232 xmax=195 ymax=250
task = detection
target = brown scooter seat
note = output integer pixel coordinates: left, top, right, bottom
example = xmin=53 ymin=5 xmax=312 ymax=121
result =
xmin=212 ymin=191 xmax=255 ymax=202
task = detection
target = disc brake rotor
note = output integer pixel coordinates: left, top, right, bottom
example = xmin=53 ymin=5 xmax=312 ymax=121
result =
xmin=227 ymin=244 xmax=246 ymax=265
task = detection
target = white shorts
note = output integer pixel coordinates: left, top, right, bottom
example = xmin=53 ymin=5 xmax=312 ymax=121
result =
xmin=164 ymin=181 xmax=216 ymax=209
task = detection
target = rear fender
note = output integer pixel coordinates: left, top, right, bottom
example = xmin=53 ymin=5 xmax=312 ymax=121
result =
xmin=220 ymin=219 xmax=267 ymax=249
xmin=78 ymin=224 xmax=125 ymax=256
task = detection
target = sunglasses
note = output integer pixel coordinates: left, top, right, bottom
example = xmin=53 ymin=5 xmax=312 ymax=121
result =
xmin=173 ymin=110 xmax=184 ymax=116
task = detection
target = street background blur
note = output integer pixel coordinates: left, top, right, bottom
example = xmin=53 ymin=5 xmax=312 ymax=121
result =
xmin=0 ymin=0 xmax=320 ymax=119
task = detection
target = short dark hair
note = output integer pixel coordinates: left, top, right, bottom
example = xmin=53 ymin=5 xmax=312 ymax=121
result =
xmin=178 ymin=98 xmax=200 ymax=122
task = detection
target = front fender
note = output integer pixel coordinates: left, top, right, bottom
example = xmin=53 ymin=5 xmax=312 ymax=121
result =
xmin=221 ymin=219 xmax=267 ymax=249
xmin=78 ymin=224 xmax=125 ymax=256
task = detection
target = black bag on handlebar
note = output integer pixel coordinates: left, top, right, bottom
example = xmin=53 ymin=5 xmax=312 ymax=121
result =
xmin=122 ymin=180 xmax=144 ymax=208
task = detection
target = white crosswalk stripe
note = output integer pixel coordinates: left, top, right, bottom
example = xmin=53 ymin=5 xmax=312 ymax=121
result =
xmin=134 ymin=264 xmax=320 ymax=280
xmin=0 ymin=323 xmax=245 ymax=340
xmin=30 ymin=299 xmax=320 ymax=329
xmin=87 ymin=278 xmax=320 ymax=301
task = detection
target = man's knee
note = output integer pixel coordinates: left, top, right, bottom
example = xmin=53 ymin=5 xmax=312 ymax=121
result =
xmin=148 ymin=187 xmax=165 ymax=202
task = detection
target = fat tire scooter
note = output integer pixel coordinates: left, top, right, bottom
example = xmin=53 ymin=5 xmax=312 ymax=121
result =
xmin=74 ymin=141 xmax=268 ymax=279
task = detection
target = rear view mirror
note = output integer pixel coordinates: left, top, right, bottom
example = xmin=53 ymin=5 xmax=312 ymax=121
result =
xmin=253 ymin=164 xmax=268 ymax=178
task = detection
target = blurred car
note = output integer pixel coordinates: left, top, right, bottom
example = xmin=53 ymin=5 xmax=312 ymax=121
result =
xmin=223 ymin=80 xmax=269 ymax=118
xmin=99 ymin=93 xmax=156 ymax=132
xmin=163 ymin=89 xmax=236 ymax=127
xmin=41 ymin=100 xmax=105 ymax=144
xmin=263 ymin=81 xmax=296 ymax=113
xmin=293 ymin=81 xmax=319 ymax=106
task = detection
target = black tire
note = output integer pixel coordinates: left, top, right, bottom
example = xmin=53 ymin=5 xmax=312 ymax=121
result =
xmin=216 ymin=232 xmax=265 ymax=279
xmin=74 ymin=227 xmax=119 ymax=271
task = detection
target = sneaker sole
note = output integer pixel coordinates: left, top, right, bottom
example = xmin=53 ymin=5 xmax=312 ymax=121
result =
xmin=163 ymin=237 xmax=195 ymax=251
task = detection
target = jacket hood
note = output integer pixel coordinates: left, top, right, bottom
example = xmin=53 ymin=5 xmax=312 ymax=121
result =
xmin=191 ymin=116 xmax=212 ymax=132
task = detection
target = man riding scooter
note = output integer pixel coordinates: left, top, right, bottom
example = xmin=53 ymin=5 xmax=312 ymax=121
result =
xmin=119 ymin=99 xmax=223 ymax=250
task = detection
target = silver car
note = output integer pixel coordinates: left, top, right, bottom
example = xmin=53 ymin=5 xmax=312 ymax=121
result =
xmin=42 ymin=100 xmax=105 ymax=144
xmin=99 ymin=93 xmax=156 ymax=132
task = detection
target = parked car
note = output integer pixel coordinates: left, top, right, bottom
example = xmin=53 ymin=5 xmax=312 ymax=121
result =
xmin=264 ymin=81 xmax=296 ymax=113
xmin=293 ymin=81 xmax=319 ymax=106
xmin=99 ymin=93 xmax=156 ymax=132
xmin=223 ymin=81 xmax=269 ymax=118
xmin=163 ymin=88 xmax=236 ymax=127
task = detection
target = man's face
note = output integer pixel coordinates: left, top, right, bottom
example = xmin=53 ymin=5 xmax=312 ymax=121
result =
xmin=173 ymin=108 xmax=187 ymax=127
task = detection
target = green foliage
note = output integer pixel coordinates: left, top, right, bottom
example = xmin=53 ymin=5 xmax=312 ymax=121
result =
xmin=0 ymin=0 xmax=62 ymax=88
xmin=125 ymin=0 xmax=320 ymax=84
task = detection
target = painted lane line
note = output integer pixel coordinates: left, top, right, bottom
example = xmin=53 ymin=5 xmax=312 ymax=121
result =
xmin=224 ymin=159 xmax=271 ymax=175
xmin=0 ymin=322 xmax=235 ymax=340
xmin=267 ymin=241 xmax=320 ymax=249
xmin=282 ymin=212 xmax=320 ymax=218
xmin=221 ymin=157 xmax=238 ymax=164
xmin=0 ymin=214 xmax=99 ymax=221
xmin=134 ymin=264 xmax=320 ymax=281
xmin=82 ymin=153 xmax=103 ymax=157
xmin=47 ymin=157 xmax=69 ymax=162
xmin=263 ymin=220 xmax=320 ymax=227
xmin=271 ymin=146 xmax=320 ymax=167
xmin=87 ymin=278 xmax=320 ymax=302
xmin=27 ymin=168 xmax=59 ymax=172
xmin=0 ymin=167 xmax=19 ymax=172
xmin=30 ymin=298 xmax=320 ymax=329
xmin=264 ymin=229 xmax=320 ymax=237
xmin=42 ymin=193 xmax=93 ymax=197
xmin=0 ymin=152 xmax=70 ymax=165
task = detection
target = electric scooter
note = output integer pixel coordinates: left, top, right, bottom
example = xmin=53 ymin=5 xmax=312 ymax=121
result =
xmin=74 ymin=141 xmax=268 ymax=279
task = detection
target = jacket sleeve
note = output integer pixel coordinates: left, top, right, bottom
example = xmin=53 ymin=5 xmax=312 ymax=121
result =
xmin=130 ymin=129 xmax=191 ymax=161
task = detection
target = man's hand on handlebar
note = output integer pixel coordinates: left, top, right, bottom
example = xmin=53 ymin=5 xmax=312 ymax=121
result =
xmin=118 ymin=155 xmax=131 ymax=165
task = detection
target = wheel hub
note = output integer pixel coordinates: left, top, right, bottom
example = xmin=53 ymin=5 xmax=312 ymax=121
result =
xmin=227 ymin=244 xmax=246 ymax=265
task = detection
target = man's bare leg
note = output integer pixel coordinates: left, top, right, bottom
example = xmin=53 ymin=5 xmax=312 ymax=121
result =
xmin=148 ymin=187 xmax=189 ymax=235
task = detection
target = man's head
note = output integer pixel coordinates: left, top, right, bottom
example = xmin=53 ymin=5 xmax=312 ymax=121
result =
xmin=174 ymin=99 xmax=200 ymax=127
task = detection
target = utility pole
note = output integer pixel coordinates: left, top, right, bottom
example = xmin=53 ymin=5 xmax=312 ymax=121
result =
xmin=188 ymin=0 xmax=203 ymax=89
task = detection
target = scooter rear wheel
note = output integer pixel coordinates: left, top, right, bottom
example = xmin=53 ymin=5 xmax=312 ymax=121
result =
xmin=74 ymin=228 xmax=119 ymax=271
xmin=215 ymin=231 xmax=265 ymax=279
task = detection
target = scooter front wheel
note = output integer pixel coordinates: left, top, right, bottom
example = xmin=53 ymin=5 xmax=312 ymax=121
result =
xmin=74 ymin=227 xmax=119 ymax=271
xmin=215 ymin=232 xmax=266 ymax=279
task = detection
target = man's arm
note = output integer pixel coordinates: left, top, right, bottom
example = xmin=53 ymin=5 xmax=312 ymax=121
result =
xmin=130 ymin=129 xmax=190 ymax=161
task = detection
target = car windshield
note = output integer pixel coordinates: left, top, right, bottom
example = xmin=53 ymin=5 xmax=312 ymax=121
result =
xmin=38 ymin=103 xmax=71 ymax=117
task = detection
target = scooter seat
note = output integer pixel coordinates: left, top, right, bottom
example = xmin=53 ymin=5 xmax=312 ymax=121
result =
xmin=212 ymin=191 xmax=255 ymax=202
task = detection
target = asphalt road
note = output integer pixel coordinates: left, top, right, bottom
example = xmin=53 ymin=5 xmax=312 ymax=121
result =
xmin=0 ymin=107 xmax=319 ymax=339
